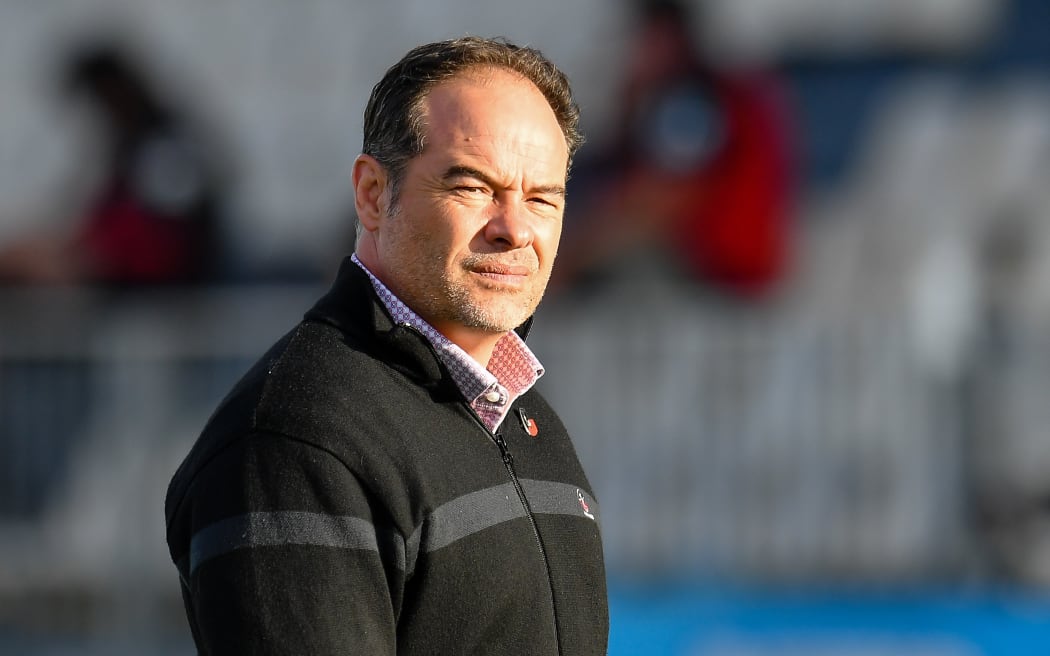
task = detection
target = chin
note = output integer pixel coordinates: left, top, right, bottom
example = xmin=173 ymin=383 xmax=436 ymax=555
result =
xmin=459 ymin=303 xmax=532 ymax=333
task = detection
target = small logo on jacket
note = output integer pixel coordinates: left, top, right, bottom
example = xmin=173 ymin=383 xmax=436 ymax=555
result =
xmin=576 ymin=488 xmax=595 ymax=520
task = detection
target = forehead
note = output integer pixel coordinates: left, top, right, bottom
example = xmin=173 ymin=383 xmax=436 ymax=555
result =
xmin=417 ymin=68 xmax=569 ymax=171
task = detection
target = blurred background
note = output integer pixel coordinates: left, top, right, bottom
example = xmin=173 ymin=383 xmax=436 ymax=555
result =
xmin=1 ymin=0 xmax=1050 ymax=653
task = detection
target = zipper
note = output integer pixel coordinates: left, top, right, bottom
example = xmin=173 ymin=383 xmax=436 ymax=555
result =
xmin=466 ymin=406 xmax=563 ymax=655
xmin=397 ymin=324 xmax=563 ymax=653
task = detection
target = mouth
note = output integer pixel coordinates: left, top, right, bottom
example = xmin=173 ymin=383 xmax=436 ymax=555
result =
xmin=469 ymin=262 xmax=533 ymax=286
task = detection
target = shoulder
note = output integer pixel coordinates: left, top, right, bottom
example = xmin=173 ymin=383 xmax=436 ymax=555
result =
xmin=165 ymin=315 xmax=438 ymax=524
xmin=252 ymin=319 xmax=435 ymax=442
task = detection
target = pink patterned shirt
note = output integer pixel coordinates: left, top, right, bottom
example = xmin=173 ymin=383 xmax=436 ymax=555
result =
xmin=352 ymin=254 xmax=543 ymax=432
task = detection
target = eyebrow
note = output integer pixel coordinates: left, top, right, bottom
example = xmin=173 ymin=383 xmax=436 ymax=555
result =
xmin=442 ymin=165 xmax=566 ymax=197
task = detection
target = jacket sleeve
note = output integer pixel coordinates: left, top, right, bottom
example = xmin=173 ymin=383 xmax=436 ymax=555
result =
xmin=167 ymin=432 xmax=404 ymax=655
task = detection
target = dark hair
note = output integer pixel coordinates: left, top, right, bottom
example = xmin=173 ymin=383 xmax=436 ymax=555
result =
xmin=362 ymin=36 xmax=583 ymax=198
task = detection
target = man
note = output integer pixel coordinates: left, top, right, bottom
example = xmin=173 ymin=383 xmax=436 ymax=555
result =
xmin=165 ymin=37 xmax=608 ymax=655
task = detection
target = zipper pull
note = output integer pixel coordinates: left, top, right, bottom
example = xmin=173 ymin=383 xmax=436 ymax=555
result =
xmin=495 ymin=432 xmax=514 ymax=467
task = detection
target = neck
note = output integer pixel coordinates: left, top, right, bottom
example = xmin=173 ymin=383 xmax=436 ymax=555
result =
xmin=353 ymin=249 xmax=503 ymax=368
xmin=432 ymin=322 xmax=502 ymax=369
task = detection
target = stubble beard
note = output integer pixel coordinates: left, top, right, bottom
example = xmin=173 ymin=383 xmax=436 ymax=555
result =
xmin=440 ymin=264 xmax=550 ymax=333
xmin=382 ymin=201 xmax=550 ymax=335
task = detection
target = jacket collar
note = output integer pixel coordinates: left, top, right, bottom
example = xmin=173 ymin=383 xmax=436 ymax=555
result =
xmin=304 ymin=256 xmax=534 ymax=388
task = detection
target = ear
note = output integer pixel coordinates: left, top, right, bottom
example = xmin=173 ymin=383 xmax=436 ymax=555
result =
xmin=352 ymin=154 xmax=389 ymax=232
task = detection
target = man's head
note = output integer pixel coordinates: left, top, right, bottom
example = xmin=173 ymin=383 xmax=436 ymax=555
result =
xmin=352 ymin=37 xmax=579 ymax=362
xmin=361 ymin=37 xmax=583 ymax=203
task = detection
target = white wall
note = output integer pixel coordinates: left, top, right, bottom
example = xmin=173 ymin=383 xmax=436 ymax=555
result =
xmin=0 ymin=0 xmax=624 ymax=268
xmin=0 ymin=0 xmax=999 ymax=268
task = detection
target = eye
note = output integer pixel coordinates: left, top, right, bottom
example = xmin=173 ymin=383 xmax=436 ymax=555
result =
xmin=528 ymin=195 xmax=559 ymax=208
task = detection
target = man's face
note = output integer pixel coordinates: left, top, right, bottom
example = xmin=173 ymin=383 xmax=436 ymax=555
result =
xmin=372 ymin=68 xmax=569 ymax=340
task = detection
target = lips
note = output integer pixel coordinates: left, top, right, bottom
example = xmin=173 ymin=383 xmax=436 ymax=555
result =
xmin=472 ymin=263 xmax=531 ymax=276
xmin=464 ymin=252 xmax=537 ymax=275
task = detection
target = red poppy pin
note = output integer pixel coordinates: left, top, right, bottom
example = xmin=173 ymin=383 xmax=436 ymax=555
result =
xmin=518 ymin=409 xmax=539 ymax=437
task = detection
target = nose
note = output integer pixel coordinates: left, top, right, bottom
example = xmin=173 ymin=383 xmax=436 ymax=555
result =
xmin=483 ymin=197 xmax=534 ymax=250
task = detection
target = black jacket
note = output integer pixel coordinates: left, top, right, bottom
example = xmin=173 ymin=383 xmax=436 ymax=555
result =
xmin=165 ymin=258 xmax=609 ymax=655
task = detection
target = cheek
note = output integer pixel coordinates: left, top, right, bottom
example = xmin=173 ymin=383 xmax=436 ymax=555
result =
xmin=392 ymin=203 xmax=460 ymax=253
xmin=536 ymin=224 xmax=562 ymax=263
xmin=432 ymin=205 xmax=481 ymax=249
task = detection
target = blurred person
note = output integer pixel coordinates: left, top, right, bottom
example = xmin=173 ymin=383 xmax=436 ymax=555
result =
xmin=0 ymin=42 xmax=225 ymax=286
xmin=553 ymin=0 xmax=796 ymax=298
xmin=165 ymin=37 xmax=608 ymax=655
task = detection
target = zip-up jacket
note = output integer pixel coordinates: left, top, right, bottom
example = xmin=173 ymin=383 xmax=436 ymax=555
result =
xmin=164 ymin=258 xmax=609 ymax=655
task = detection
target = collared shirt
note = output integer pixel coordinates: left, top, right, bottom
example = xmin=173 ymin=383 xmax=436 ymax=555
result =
xmin=351 ymin=254 xmax=543 ymax=432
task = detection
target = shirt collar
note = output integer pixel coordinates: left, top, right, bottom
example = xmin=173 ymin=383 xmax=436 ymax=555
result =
xmin=351 ymin=254 xmax=544 ymax=418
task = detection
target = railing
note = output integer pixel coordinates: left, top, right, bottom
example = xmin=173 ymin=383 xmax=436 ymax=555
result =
xmin=531 ymin=271 xmax=971 ymax=582
xmin=0 ymin=267 xmax=1043 ymax=644
xmin=0 ymin=285 xmax=320 ymax=647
